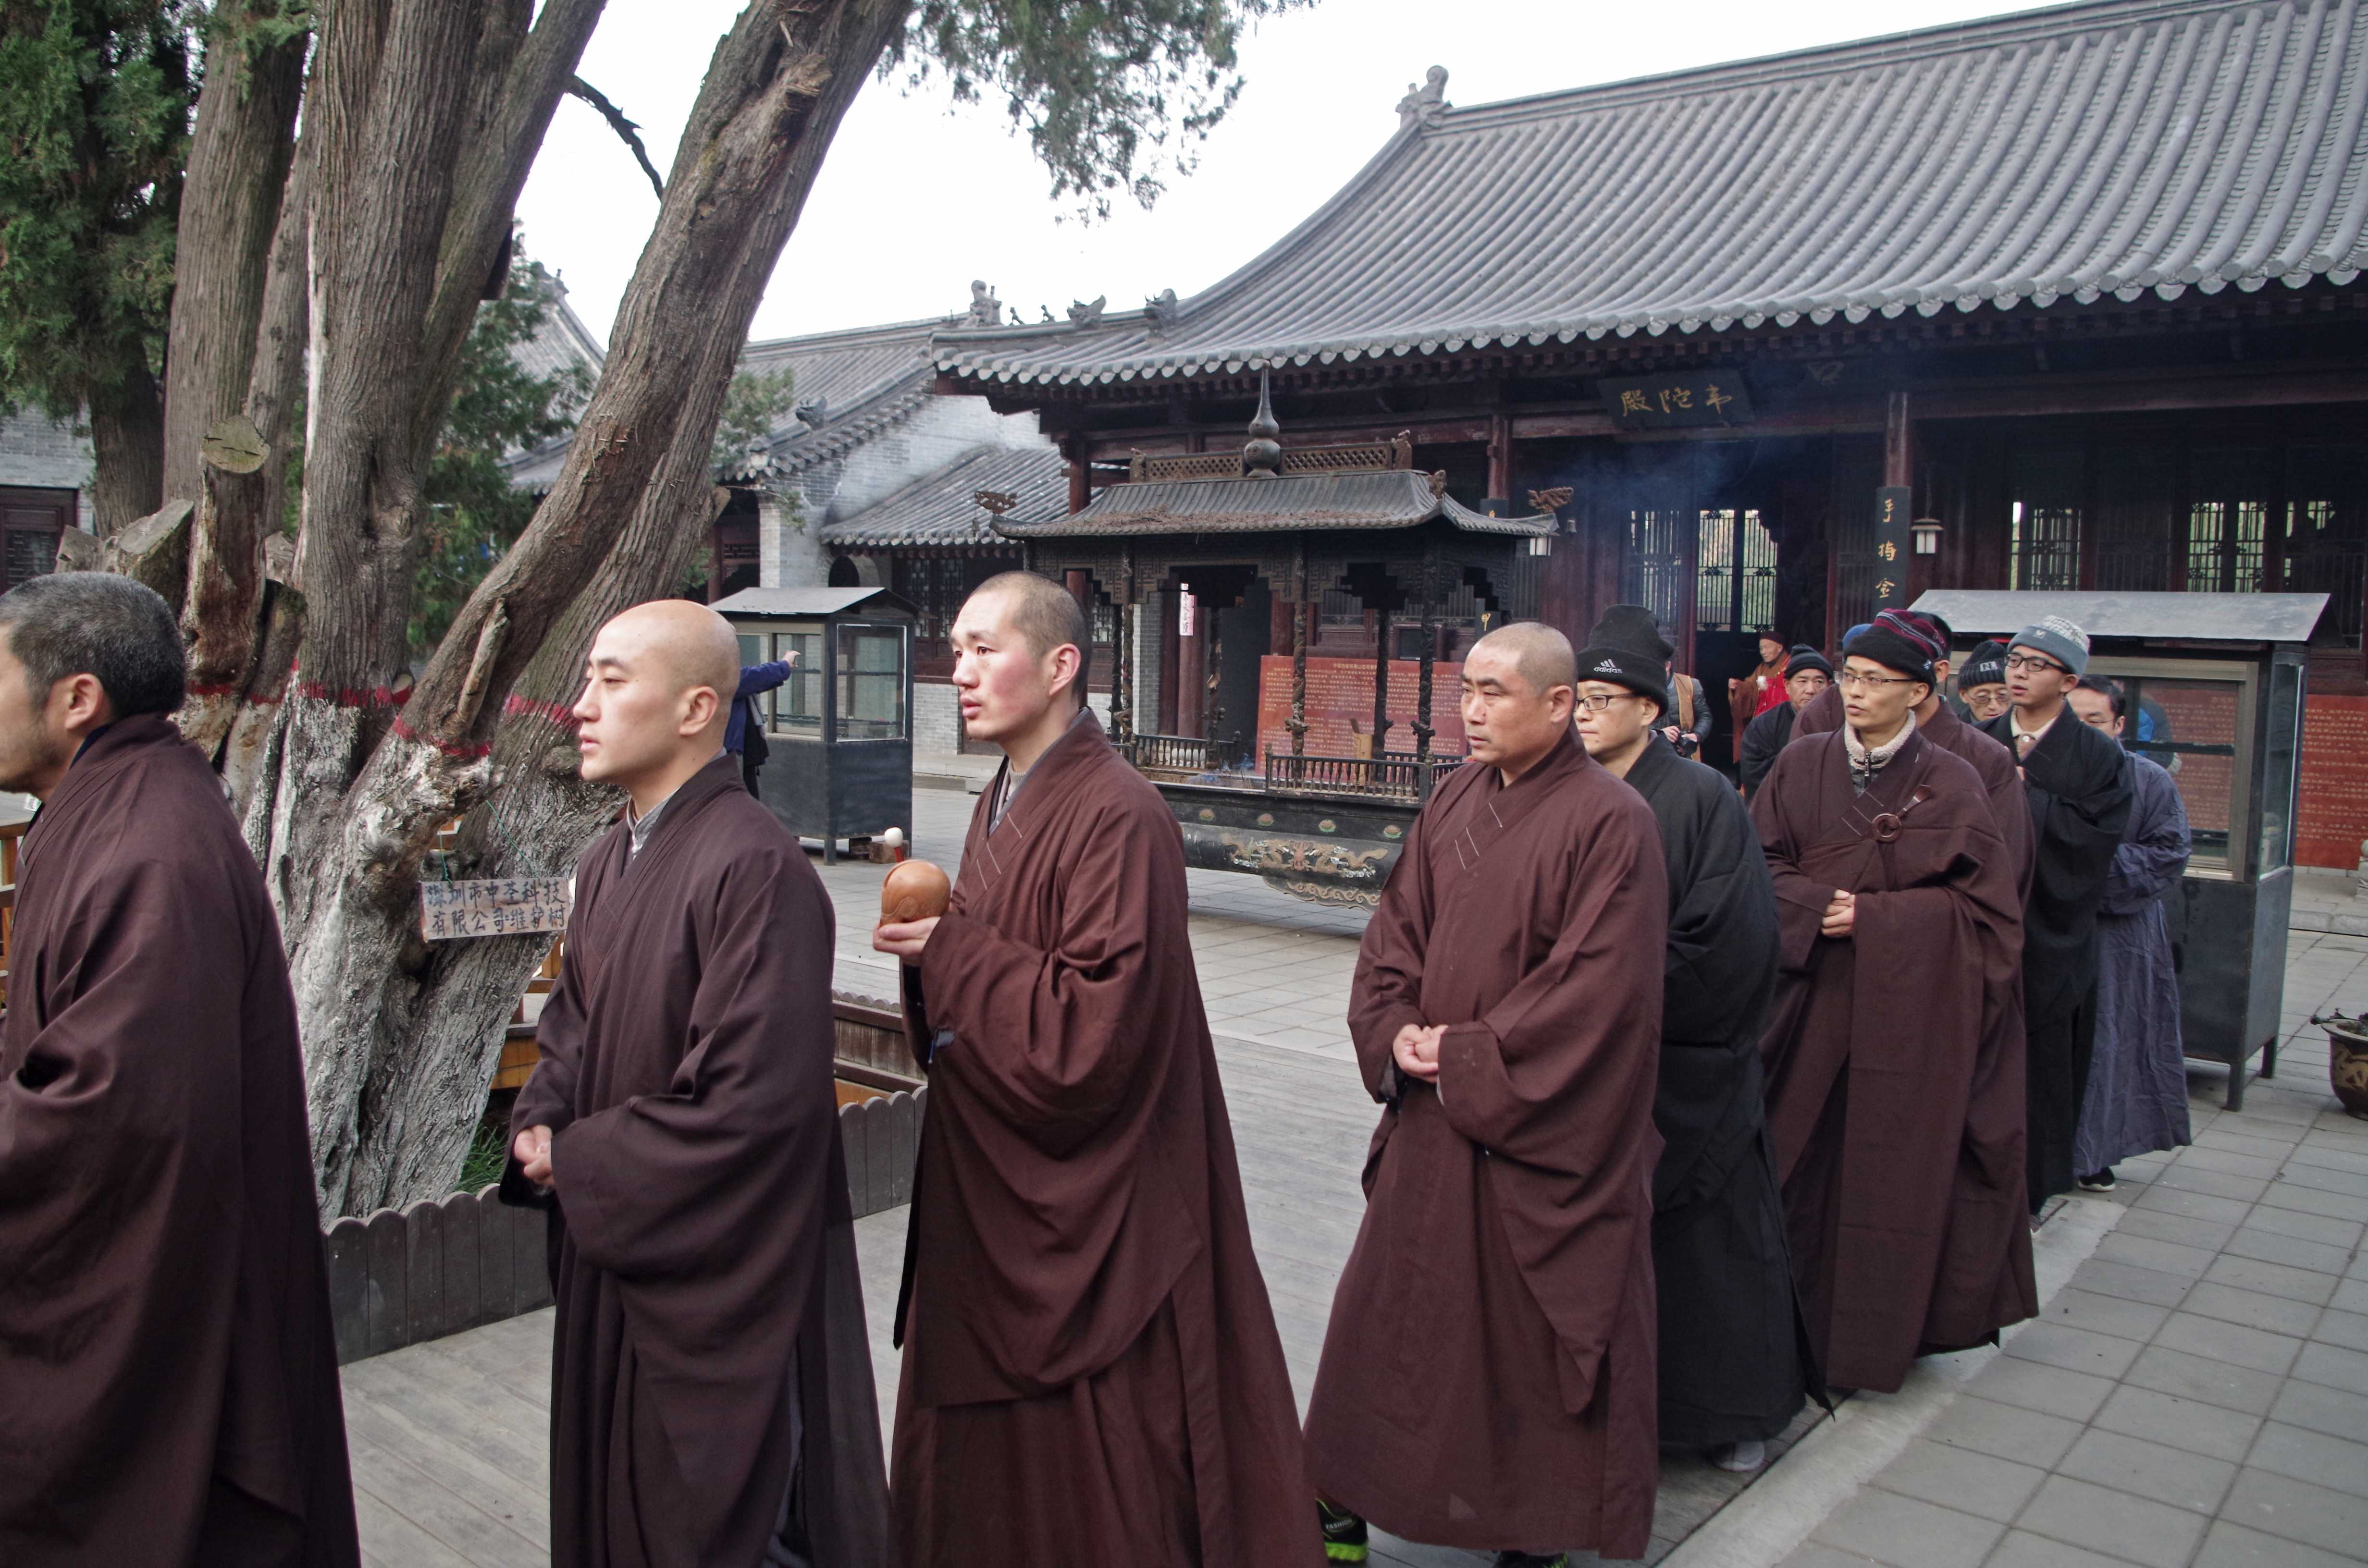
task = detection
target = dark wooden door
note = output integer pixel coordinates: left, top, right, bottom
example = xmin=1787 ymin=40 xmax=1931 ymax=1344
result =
xmin=0 ymin=488 xmax=71 ymax=592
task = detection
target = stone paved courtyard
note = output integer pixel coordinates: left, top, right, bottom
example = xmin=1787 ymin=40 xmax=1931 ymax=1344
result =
xmin=341 ymin=783 xmax=2368 ymax=1568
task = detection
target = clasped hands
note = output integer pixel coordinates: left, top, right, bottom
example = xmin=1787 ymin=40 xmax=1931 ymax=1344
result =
xmin=513 ymin=1124 xmax=555 ymax=1190
xmin=1821 ymin=889 xmax=1856 ymax=939
xmin=1391 ymin=1022 xmax=1447 ymax=1082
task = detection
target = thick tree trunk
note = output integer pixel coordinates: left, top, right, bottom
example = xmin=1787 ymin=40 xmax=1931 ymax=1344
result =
xmin=87 ymin=367 xmax=166 ymax=538
xmin=275 ymin=0 xmax=911 ymax=1214
xmin=160 ymin=9 xmax=306 ymax=511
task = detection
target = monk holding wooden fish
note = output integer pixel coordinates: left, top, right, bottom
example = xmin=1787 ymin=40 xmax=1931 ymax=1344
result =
xmin=873 ymin=572 xmax=1312 ymax=1568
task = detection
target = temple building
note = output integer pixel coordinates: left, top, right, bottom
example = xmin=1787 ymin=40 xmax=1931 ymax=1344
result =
xmin=931 ymin=0 xmax=2368 ymax=863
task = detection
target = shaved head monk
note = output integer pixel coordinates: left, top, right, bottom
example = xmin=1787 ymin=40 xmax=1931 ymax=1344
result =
xmin=0 ymin=574 xmax=359 ymax=1566
xmin=1305 ymin=620 xmax=1668 ymax=1567
xmin=504 ymin=598 xmax=889 ymax=1568
xmin=872 ymin=571 xmax=1312 ymax=1568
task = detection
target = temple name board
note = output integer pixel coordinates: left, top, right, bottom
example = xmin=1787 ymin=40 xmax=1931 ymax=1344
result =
xmin=1597 ymin=371 xmax=1754 ymax=429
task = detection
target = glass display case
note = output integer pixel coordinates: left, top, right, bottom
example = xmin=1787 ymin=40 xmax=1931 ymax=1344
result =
xmin=1916 ymin=590 xmax=2326 ymax=1109
xmin=711 ymin=586 xmax=917 ymax=862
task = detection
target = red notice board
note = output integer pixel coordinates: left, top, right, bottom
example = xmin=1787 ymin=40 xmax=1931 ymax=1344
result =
xmin=2298 ymin=694 xmax=2368 ymax=870
xmin=1254 ymin=655 xmax=1468 ymax=768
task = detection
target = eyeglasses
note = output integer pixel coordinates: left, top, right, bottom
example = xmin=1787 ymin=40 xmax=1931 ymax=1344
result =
xmin=1572 ymin=692 xmax=1644 ymax=712
xmin=2004 ymin=653 xmax=2069 ymax=675
xmin=1835 ymin=669 xmax=1920 ymax=690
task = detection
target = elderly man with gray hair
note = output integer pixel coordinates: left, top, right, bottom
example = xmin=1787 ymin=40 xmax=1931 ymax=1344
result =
xmin=0 ymin=573 xmax=360 ymax=1567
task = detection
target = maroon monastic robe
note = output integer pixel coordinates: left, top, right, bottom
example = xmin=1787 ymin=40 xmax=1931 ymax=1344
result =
xmin=894 ymin=711 xmax=1311 ymax=1568
xmin=0 ymin=716 xmax=358 ymax=1567
xmin=1304 ymin=731 xmax=1667 ymax=1559
xmin=506 ymin=753 xmax=889 ymax=1568
xmin=1751 ymin=728 xmax=2034 ymax=1393
xmin=1801 ymin=694 xmax=2034 ymax=891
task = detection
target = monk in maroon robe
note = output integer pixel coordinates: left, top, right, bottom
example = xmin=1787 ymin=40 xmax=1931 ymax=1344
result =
xmin=506 ymin=600 xmax=889 ymax=1568
xmin=1304 ymin=623 xmax=1666 ymax=1565
xmin=1752 ymin=620 xmax=2032 ymax=1394
xmin=1798 ymin=610 xmax=2035 ymax=1340
xmin=875 ymin=572 xmax=1310 ymax=1568
xmin=0 ymin=574 xmax=358 ymax=1567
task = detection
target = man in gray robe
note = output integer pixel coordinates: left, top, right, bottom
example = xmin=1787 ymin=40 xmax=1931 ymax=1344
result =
xmin=2065 ymin=676 xmax=2192 ymax=1190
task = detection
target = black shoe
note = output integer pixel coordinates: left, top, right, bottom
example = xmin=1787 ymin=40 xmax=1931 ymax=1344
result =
xmin=1492 ymin=1554 xmax=1571 ymax=1568
xmin=1318 ymin=1500 xmax=1368 ymax=1564
xmin=2078 ymin=1168 xmax=2117 ymax=1192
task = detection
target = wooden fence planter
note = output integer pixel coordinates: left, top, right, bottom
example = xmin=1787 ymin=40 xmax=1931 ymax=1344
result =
xmin=324 ymin=1082 xmax=927 ymax=1366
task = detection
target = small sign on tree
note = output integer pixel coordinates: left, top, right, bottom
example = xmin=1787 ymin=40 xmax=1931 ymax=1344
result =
xmin=419 ymin=877 xmax=572 ymax=941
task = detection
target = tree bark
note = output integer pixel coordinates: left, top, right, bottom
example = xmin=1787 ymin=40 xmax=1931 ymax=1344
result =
xmin=87 ymin=366 xmax=166 ymax=538
xmin=160 ymin=8 xmax=307 ymax=511
xmin=289 ymin=0 xmax=913 ymax=1214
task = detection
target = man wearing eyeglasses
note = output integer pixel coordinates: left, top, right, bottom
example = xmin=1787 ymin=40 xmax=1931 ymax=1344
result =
xmin=1572 ymin=607 xmax=1812 ymax=1478
xmin=1750 ymin=620 xmax=2031 ymax=1394
xmin=1979 ymin=618 xmax=2133 ymax=1214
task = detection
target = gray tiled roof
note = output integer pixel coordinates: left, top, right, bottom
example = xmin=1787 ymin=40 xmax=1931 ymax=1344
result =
xmin=729 ymin=318 xmax=948 ymax=478
xmin=993 ymin=469 xmax=1553 ymax=538
xmin=933 ymin=0 xmax=2368 ymax=389
xmin=820 ymin=444 xmax=1069 ymax=549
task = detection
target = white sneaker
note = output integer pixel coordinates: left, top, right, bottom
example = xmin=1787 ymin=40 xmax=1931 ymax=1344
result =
xmin=1711 ymin=1440 xmax=1767 ymax=1473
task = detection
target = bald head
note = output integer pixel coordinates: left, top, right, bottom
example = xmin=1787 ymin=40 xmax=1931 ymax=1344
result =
xmin=965 ymin=571 xmax=1092 ymax=708
xmin=574 ymin=599 xmax=741 ymax=807
xmin=1468 ymin=621 xmax=1577 ymax=696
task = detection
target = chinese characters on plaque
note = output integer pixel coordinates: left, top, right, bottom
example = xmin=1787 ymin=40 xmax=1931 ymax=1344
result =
xmin=1597 ymin=371 xmax=1755 ymax=430
xmin=1871 ymin=486 xmax=1913 ymax=610
xmin=419 ymin=877 xmax=573 ymax=942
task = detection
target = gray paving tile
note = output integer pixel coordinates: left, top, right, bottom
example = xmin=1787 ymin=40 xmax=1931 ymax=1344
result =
xmin=2178 ymin=1146 xmax=2288 ymax=1181
xmin=2238 ymin=1205 xmax=2365 ymax=1250
xmin=2274 ymin=1163 xmax=2368 ymax=1199
xmin=1778 ymin=1546 xmax=1889 ymax=1568
xmin=2217 ymin=1468 xmax=2368 ymax=1558
xmin=1813 ymin=1490 xmax=2004 ymax=1568
xmin=2002 ymin=1322 xmax=2145 ymax=1380
xmin=2068 ymin=1257 xmax=2195 ymax=1309
xmin=2268 ymin=1380 xmax=2368 ymax=1445
xmin=2132 ymin=1184 xmax=2255 ymax=1225
xmin=2256 ymin=1178 xmax=2368 ymax=1221
xmin=2092 ymin=1384 xmax=2265 ymax=1462
xmin=2202 ymin=1253 xmax=2343 ymax=1306
xmin=2244 ymin=1419 xmax=2368 ymax=1496
xmin=2013 ymin=1476 xmax=2208 ymax=1567
xmin=2094 ymin=1230 xmax=2220 ymax=1280
xmin=1968 ymin=1356 xmax=2118 ymax=1422
xmin=1924 ymin=1395 xmax=2085 ymax=1469
xmin=2219 ymin=1226 xmax=2357 ymax=1276
xmin=2282 ymin=1139 xmax=2368 ymax=1176
xmin=2109 ymin=1207 xmax=2237 ymax=1252
xmin=2149 ymin=1312 xmax=2307 ymax=1376
xmin=2123 ymin=1344 xmax=2288 ymax=1416
xmin=2034 ymin=1288 xmax=2171 ymax=1343
xmin=2292 ymin=1339 xmax=2368 ymax=1396
xmin=2152 ymin=1164 xmax=2275 ymax=1203
xmin=2194 ymin=1127 xmax=2306 ymax=1160
xmin=2053 ymin=1427 xmax=2239 ymax=1514
xmin=2310 ymin=1306 xmax=2368 ymax=1353
xmin=2336 ymin=1278 xmax=2368 ymax=1315
xmin=1869 ymin=1439 xmax=2047 ymax=1524
xmin=2192 ymin=1519 xmax=2365 ymax=1568
xmin=1980 ymin=1531 xmax=2153 ymax=1568
xmin=2174 ymin=1280 xmax=2328 ymax=1338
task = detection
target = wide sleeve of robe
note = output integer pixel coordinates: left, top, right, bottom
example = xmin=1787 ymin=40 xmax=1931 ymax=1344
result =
xmin=1739 ymin=705 xmax=1791 ymax=797
xmin=1344 ymin=776 xmax=1453 ymax=1104
xmin=1750 ymin=739 xmax=1839 ymax=975
xmin=915 ymin=799 xmax=1183 ymax=1155
xmin=2102 ymin=756 xmax=2189 ymax=917
xmin=2012 ymin=717 xmax=2134 ymax=1017
xmin=550 ymin=848 xmax=835 ymax=1275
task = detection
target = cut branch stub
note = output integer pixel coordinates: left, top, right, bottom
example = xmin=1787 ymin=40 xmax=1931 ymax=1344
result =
xmin=202 ymin=414 xmax=271 ymax=475
xmin=103 ymin=498 xmax=196 ymax=602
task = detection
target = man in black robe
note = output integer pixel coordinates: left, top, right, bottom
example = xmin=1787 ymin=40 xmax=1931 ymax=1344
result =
xmin=506 ymin=599 xmax=889 ymax=1568
xmin=1739 ymin=646 xmax=1832 ymax=799
xmin=0 ymin=574 xmax=358 ymax=1567
xmin=1980 ymin=617 xmax=2131 ymax=1213
xmin=1576 ymin=608 xmax=1809 ymax=1474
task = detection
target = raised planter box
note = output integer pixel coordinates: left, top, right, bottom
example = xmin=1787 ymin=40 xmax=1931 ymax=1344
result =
xmin=324 ymin=1084 xmax=927 ymax=1365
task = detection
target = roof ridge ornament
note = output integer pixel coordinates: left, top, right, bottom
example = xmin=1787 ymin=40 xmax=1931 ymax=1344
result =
xmin=1244 ymin=370 xmax=1282 ymax=478
xmin=1396 ymin=66 xmax=1450 ymax=130
xmin=1144 ymin=287 xmax=1179 ymax=334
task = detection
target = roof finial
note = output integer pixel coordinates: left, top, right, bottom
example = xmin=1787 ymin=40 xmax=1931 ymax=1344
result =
xmin=1244 ymin=369 xmax=1282 ymax=478
xmin=1396 ymin=66 xmax=1450 ymax=130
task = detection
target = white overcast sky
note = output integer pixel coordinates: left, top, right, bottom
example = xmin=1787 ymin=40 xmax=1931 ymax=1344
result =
xmin=517 ymin=0 xmax=2021 ymax=346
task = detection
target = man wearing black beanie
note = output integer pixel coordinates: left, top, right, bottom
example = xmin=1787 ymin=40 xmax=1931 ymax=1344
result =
xmin=1737 ymin=647 xmax=1832 ymax=800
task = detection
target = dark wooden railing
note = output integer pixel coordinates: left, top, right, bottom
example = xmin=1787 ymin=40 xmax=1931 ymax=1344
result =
xmin=1264 ymin=750 xmax=1464 ymax=801
xmin=1125 ymin=732 xmax=1247 ymax=777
